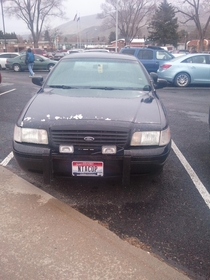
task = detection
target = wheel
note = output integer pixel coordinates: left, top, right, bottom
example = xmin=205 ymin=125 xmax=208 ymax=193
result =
xmin=13 ymin=63 xmax=21 ymax=72
xmin=48 ymin=64 xmax=54 ymax=71
xmin=174 ymin=72 xmax=190 ymax=87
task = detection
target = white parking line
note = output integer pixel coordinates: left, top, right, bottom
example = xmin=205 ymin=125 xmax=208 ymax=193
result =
xmin=172 ymin=140 xmax=210 ymax=209
xmin=0 ymin=88 xmax=16 ymax=96
xmin=0 ymin=151 xmax=14 ymax=166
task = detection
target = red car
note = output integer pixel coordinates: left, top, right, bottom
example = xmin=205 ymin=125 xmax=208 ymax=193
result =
xmin=52 ymin=52 xmax=67 ymax=61
xmin=32 ymin=48 xmax=48 ymax=57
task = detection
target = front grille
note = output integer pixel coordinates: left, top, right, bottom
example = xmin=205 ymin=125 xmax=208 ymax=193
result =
xmin=50 ymin=129 xmax=129 ymax=149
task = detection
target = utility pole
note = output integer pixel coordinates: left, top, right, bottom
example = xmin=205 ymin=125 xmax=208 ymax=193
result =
xmin=115 ymin=0 xmax=118 ymax=53
xmin=0 ymin=0 xmax=6 ymax=52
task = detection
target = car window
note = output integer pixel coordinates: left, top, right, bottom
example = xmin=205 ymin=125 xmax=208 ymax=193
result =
xmin=121 ymin=49 xmax=136 ymax=55
xmin=183 ymin=55 xmax=207 ymax=64
xmin=34 ymin=55 xmax=47 ymax=61
xmin=156 ymin=51 xmax=173 ymax=60
xmin=10 ymin=54 xmax=19 ymax=58
xmin=0 ymin=54 xmax=10 ymax=58
xmin=46 ymin=58 xmax=150 ymax=96
xmin=137 ymin=50 xmax=153 ymax=60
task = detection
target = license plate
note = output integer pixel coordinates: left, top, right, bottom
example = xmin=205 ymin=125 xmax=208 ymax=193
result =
xmin=72 ymin=161 xmax=104 ymax=176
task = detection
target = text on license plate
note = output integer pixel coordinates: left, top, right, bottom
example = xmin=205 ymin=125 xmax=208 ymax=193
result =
xmin=72 ymin=161 xmax=104 ymax=176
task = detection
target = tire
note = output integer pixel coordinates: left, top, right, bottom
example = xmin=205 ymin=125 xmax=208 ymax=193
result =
xmin=48 ymin=64 xmax=55 ymax=71
xmin=174 ymin=72 xmax=190 ymax=87
xmin=13 ymin=63 xmax=22 ymax=72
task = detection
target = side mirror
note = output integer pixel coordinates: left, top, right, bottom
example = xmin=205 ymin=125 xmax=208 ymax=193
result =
xmin=150 ymin=72 xmax=168 ymax=89
xmin=32 ymin=76 xmax=43 ymax=86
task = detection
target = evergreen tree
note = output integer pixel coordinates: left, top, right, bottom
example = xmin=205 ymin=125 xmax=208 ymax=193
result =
xmin=108 ymin=31 xmax=116 ymax=44
xmin=44 ymin=30 xmax=51 ymax=41
xmin=147 ymin=0 xmax=179 ymax=47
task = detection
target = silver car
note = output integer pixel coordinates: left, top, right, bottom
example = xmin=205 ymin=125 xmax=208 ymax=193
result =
xmin=157 ymin=53 xmax=210 ymax=87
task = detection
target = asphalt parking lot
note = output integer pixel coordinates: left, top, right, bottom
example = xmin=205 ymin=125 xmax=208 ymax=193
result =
xmin=0 ymin=70 xmax=210 ymax=280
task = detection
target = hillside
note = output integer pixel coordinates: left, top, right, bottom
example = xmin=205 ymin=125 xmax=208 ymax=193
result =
xmin=55 ymin=14 xmax=112 ymax=43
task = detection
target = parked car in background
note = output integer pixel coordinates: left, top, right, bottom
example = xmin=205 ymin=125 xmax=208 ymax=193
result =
xmin=157 ymin=53 xmax=210 ymax=87
xmin=52 ymin=52 xmax=67 ymax=61
xmin=46 ymin=52 xmax=54 ymax=59
xmin=119 ymin=46 xmax=174 ymax=73
xmin=209 ymin=107 xmax=210 ymax=142
xmin=171 ymin=49 xmax=189 ymax=57
xmin=12 ymin=52 xmax=171 ymax=185
xmin=20 ymin=49 xmax=49 ymax=57
xmin=0 ymin=52 xmax=19 ymax=69
xmin=178 ymin=49 xmax=190 ymax=54
xmin=5 ymin=54 xmax=57 ymax=72
xmin=67 ymin=49 xmax=84 ymax=54
xmin=32 ymin=48 xmax=49 ymax=57
xmin=85 ymin=49 xmax=109 ymax=52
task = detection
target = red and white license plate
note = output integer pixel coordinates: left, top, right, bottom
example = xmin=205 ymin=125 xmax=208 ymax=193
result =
xmin=72 ymin=161 xmax=104 ymax=176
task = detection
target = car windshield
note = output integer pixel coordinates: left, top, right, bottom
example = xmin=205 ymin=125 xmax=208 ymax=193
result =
xmin=156 ymin=50 xmax=174 ymax=60
xmin=45 ymin=58 xmax=151 ymax=97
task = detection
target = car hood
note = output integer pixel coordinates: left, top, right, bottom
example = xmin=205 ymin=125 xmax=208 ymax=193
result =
xmin=21 ymin=89 xmax=162 ymax=128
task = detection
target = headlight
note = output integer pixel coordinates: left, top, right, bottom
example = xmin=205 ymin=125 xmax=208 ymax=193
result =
xmin=130 ymin=127 xmax=170 ymax=146
xmin=14 ymin=125 xmax=48 ymax=144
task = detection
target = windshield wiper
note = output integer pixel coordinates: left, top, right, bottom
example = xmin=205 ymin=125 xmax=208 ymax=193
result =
xmin=48 ymin=85 xmax=79 ymax=89
xmin=89 ymin=86 xmax=123 ymax=90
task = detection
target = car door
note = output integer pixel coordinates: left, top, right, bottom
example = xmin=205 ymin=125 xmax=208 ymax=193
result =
xmin=34 ymin=55 xmax=46 ymax=70
xmin=18 ymin=55 xmax=27 ymax=70
xmin=137 ymin=49 xmax=156 ymax=73
xmin=182 ymin=55 xmax=210 ymax=83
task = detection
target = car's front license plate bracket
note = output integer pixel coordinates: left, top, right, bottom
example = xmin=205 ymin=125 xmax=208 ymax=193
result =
xmin=72 ymin=161 xmax=104 ymax=176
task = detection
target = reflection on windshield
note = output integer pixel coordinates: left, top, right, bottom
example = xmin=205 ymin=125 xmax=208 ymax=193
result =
xmin=46 ymin=58 xmax=151 ymax=97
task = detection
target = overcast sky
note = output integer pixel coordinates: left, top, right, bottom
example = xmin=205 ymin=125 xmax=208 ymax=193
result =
xmin=1 ymin=0 xmax=104 ymax=34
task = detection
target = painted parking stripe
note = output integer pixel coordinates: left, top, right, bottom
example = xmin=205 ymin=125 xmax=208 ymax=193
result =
xmin=0 ymin=88 xmax=16 ymax=96
xmin=0 ymin=151 xmax=14 ymax=166
xmin=172 ymin=140 xmax=210 ymax=209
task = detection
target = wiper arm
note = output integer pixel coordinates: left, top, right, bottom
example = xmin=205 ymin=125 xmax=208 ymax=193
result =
xmin=89 ymin=86 xmax=123 ymax=90
xmin=48 ymin=85 xmax=79 ymax=89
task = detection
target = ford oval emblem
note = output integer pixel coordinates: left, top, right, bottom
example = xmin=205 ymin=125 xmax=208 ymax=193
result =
xmin=84 ymin=136 xmax=95 ymax=142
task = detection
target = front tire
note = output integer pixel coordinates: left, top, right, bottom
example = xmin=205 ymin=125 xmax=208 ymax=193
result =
xmin=174 ymin=72 xmax=190 ymax=87
xmin=13 ymin=64 xmax=22 ymax=72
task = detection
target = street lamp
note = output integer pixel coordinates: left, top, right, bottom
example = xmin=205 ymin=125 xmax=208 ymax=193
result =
xmin=115 ymin=1 xmax=118 ymax=53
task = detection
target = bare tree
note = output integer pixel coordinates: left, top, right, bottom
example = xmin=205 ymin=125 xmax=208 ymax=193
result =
xmin=175 ymin=0 xmax=210 ymax=51
xmin=99 ymin=0 xmax=155 ymax=44
xmin=4 ymin=0 xmax=66 ymax=48
xmin=42 ymin=26 xmax=61 ymax=50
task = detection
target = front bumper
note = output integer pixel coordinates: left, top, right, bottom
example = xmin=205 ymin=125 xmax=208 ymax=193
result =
xmin=13 ymin=141 xmax=171 ymax=185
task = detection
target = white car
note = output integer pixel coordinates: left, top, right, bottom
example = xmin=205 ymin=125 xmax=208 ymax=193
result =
xmin=0 ymin=52 xmax=20 ymax=69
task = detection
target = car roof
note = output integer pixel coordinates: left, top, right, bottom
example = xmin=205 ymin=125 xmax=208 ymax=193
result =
xmin=174 ymin=53 xmax=209 ymax=59
xmin=85 ymin=49 xmax=109 ymax=52
xmin=168 ymin=52 xmax=209 ymax=63
xmin=0 ymin=52 xmax=19 ymax=54
xmin=62 ymin=52 xmax=139 ymax=62
xmin=121 ymin=46 xmax=167 ymax=51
